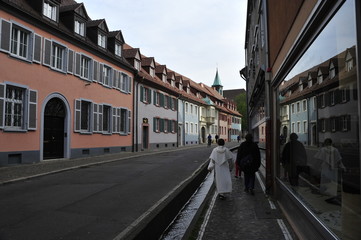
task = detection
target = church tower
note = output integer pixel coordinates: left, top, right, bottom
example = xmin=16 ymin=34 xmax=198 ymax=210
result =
xmin=212 ymin=68 xmax=223 ymax=96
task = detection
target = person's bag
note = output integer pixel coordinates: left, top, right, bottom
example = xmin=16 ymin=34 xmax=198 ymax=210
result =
xmin=240 ymin=154 xmax=253 ymax=168
xmin=207 ymin=159 xmax=215 ymax=171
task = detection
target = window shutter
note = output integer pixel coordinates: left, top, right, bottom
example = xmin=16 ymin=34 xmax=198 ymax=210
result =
xmin=140 ymin=86 xmax=144 ymax=102
xmin=0 ymin=83 xmax=4 ymax=129
xmin=93 ymin=61 xmax=99 ymax=82
xmin=74 ymin=99 xmax=81 ymax=132
xmin=0 ymin=19 xmax=11 ymax=52
xmin=147 ymin=88 xmax=152 ymax=104
xmin=160 ymin=119 xmax=164 ymax=132
xmin=346 ymin=88 xmax=350 ymax=102
xmin=98 ymin=104 xmax=103 ymax=132
xmin=160 ymin=93 xmax=164 ymax=107
xmin=62 ymin=48 xmax=68 ymax=73
xmin=128 ymin=76 xmax=132 ymax=93
xmin=109 ymin=68 xmax=114 ymax=87
xmin=33 ymin=34 xmax=42 ymax=63
xmin=99 ymin=64 xmax=104 ymax=84
xmin=43 ymin=38 xmax=51 ymax=66
xmin=127 ymin=110 xmax=131 ymax=134
xmin=153 ymin=90 xmax=157 ymax=105
xmin=67 ymin=49 xmax=74 ymax=74
xmin=153 ymin=118 xmax=156 ymax=132
xmin=93 ymin=103 xmax=98 ymax=133
xmin=28 ymin=89 xmax=37 ymax=130
xmin=112 ymin=107 xmax=117 ymax=133
xmin=75 ymin=53 xmax=80 ymax=76
xmin=174 ymin=120 xmax=177 ymax=132
xmin=88 ymin=59 xmax=93 ymax=81
xmin=112 ymin=70 xmax=118 ymax=88
xmin=116 ymin=108 xmax=121 ymax=133
xmin=27 ymin=32 xmax=34 ymax=61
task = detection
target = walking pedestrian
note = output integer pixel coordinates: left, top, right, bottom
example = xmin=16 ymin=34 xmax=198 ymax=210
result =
xmin=236 ymin=133 xmax=261 ymax=195
xmin=215 ymin=134 xmax=219 ymax=144
xmin=208 ymin=138 xmax=233 ymax=199
xmin=237 ymin=135 xmax=240 ymax=143
xmin=207 ymin=134 xmax=212 ymax=147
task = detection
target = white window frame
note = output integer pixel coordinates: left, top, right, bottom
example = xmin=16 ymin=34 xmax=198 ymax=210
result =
xmin=43 ymin=1 xmax=57 ymax=21
xmin=102 ymin=104 xmax=112 ymax=134
xmin=342 ymin=116 xmax=348 ymax=131
xmin=98 ymin=33 xmax=106 ymax=48
xmin=103 ymin=65 xmax=112 ymax=87
xmin=302 ymin=99 xmax=307 ymax=111
xmin=115 ymin=43 xmax=122 ymax=57
xmin=51 ymin=42 xmax=66 ymax=72
xmin=80 ymin=56 xmax=91 ymax=79
xmin=303 ymin=121 xmax=308 ymax=133
xmin=74 ymin=20 xmax=85 ymax=36
xmin=10 ymin=25 xmax=30 ymax=60
xmin=5 ymin=85 xmax=24 ymax=130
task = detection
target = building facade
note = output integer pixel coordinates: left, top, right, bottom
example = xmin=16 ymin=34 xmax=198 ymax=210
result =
xmin=0 ymin=0 xmax=135 ymax=164
xmin=244 ymin=0 xmax=361 ymax=239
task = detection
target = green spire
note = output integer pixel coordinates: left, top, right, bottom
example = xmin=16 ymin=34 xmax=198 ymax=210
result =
xmin=212 ymin=69 xmax=222 ymax=87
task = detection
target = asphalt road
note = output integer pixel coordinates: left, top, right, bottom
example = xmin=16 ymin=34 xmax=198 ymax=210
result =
xmin=0 ymin=146 xmax=217 ymax=240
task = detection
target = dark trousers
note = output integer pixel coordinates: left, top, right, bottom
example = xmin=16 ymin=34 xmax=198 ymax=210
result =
xmin=244 ymin=172 xmax=255 ymax=190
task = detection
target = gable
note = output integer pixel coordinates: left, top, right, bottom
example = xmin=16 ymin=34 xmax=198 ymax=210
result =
xmin=99 ymin=20 xmax=109 ymax=32
xmin=75 ymin=3 xmax=89 ymax=20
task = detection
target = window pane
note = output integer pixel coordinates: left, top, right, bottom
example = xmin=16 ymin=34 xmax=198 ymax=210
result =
xmin=278 ymin=1 xmax=360 ymax=238
xmin=81 ymin=101 xmax=90 ymax=130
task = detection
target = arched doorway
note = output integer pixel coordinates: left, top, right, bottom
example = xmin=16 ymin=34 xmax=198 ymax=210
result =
xmin=201 ymin=127 xmax=206 ymax=143
xmin=43 ymin=98 xmax=66 ymax=159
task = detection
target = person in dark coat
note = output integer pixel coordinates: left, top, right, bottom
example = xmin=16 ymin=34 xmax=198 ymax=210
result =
xmin=281 ymin=133 xmax=307 ymax=186
xmin=236 ymin=133 xmax=261 ymax=195
xmin=207 ymin=134 xmax=212 ymax=147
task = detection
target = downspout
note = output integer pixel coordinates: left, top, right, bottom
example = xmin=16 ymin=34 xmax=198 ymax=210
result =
xmin=134 ymin=76 xmax=144 ymax=152
xmin=263 ymin=0 xmax=273 ymax=195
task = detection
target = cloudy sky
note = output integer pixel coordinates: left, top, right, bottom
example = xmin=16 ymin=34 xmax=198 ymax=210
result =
xmin=81 ymin=0 xmax=247 ymax=90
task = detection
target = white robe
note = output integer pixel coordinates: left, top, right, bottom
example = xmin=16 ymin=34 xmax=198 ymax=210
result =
xmin=314 ymin=146 xmax=343 ymax=196
xmin=209 ymin=146 xmax=233 ymax=194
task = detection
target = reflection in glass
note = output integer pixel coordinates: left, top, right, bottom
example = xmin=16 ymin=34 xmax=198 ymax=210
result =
xmin=277 ymin=1 xmax=360 ymax=239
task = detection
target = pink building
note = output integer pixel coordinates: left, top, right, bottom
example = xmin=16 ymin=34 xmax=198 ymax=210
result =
xmin=0 ymin=1 xmax=135 ymax=165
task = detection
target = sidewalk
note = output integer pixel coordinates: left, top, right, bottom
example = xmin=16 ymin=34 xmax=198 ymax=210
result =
xmin=196 ymin=171 xmax=298 ymax=240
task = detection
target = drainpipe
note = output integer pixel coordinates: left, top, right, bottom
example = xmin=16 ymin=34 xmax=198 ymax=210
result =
xmin=134 ymin=76 xmax=144 ymax=152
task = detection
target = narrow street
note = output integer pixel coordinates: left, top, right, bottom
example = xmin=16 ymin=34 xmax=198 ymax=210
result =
xmin=0 ymin=145 xmax=229 ymax=240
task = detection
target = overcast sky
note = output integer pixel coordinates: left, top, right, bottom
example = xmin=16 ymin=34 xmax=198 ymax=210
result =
xmin=81 ymin=0 xmax=247 ymax=90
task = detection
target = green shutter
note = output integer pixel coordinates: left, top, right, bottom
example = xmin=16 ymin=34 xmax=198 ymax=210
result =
xmin=147 ymin=88 xmax=152 ymax=104
xmin=140 ymin=86 xmax=144 ymax=102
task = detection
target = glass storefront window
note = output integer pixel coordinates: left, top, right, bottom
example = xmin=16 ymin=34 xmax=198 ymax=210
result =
xmin=277 ymin=1 xmax=360 ymax=239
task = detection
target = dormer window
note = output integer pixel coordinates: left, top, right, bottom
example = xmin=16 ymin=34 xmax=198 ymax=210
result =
xmin=74 ymin=20 xmax=85 ymax=36
xmin=162 ymin=74 xmax=167 ymax=82
xmin=346 ymin=52 xmax=353 ymax=72
xmin=43 ymin=1 xmax=58 ymax=21
xmin=98 ymin=33 xmax=106 ymax=48
xmin=115 ymin=43 xmax=122 ymax=57
xmin=150 ymin=68 xmax=155 ymax=77
xmin=134 ymin=60 xmax=140 ymax=71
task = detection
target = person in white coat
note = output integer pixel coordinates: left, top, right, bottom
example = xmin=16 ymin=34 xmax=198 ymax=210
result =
xmin=208 ymin=138 xmax=233 ymax=199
